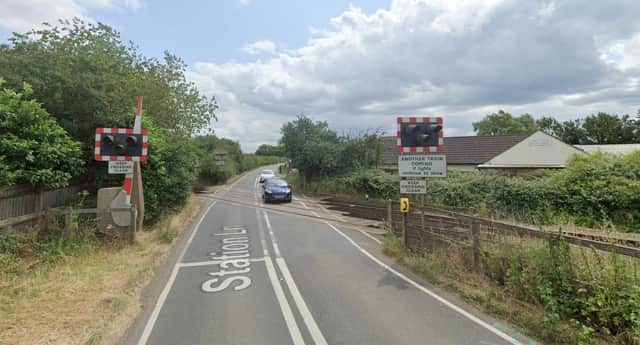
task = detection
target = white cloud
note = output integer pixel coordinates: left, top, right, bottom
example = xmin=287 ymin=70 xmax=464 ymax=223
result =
xmin=242 ymin=40 xmax=277 ymax=55
xmin=0 ymin=0 xmax=141 ymax=32
xmin=190 ymin=0 xmax=640 ymax=152
xmin=239 ymin=0 xmax=250 ymax=6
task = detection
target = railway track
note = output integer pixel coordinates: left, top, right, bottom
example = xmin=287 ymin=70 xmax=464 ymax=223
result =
xmin=318 ymin=197 xmax=640 ymax=249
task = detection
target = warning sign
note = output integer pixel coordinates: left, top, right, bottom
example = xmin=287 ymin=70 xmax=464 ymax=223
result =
xmin=398 ymin=154 xmax=447 ymax=177
xmin=108 ymin=161 xmax=134 ymax=174
xmin=400 ymin=180 xmax=426 ymax=194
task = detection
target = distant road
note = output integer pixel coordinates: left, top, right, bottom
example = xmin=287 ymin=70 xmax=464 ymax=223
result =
xmin=123 ymin=168 xmax=534 ymax=345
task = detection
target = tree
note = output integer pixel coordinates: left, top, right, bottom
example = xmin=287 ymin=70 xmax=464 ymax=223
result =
xmin=0 ymin=18 xmax=216 ymax=145
xmin=557 ymin=119 xmax=587 ymax=144
xmin=473 ymin=110 xmax=538 ymax=136
xmin=582 ymin=112 xmax=635 ymax=144
xmin=280 ymin=116 xmax=338 ymax=183
xmin=255 ymin=144 xmax=285 ymax=156
xmin=0 ymin=83 xmax=83 ymax=188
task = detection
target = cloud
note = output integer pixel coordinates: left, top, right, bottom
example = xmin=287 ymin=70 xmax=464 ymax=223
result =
xmin=242 ymin=40 xmax=277 ymax=55
xmin=0 ymin=0 xmax=141 ymax=33
xmin=239 ymin=0 xmax=251 ymax=6
xmin=190 ymin=0 xmax=640 ymax=152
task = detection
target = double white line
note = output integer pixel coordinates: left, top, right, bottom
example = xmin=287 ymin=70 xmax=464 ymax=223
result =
xmin=255 ymin=176 xmax=328 ymax=345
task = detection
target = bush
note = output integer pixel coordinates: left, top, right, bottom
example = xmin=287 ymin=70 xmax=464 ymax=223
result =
xmin=301 ymin=151 xmax=640 ymax=231
xmin=141 ymin=118 xmax=199 ymax=224
xmin=0 ymin=83 xmax=83 ymax=188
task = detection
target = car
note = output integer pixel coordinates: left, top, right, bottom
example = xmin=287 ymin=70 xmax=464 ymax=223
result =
xmin=259 ymin=169 xmax=275 ymax=183
xmin=262 ymin=178 xmax=292 ymax=203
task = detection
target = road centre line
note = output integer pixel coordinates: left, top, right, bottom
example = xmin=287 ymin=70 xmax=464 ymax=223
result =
xmin=178 ymin=257 xmax=265 ymax=268
xmin=323 ymin=222 xmax=523 ymax=345
xmin=264 ymin=255 xmax=306 ymax=345
xmin=256 ymin=208 xmax=270 ymax=256
xmin=263 ymin=211 xmax=282 ymax=257
xmin=255 ymin=192 xmax=305 ymax=345
xmin=276 ymin=257 xmax=329 ymax=345
xmin=137 ymin=200 xmax=218 ymax=345
xmin=263 ymin=211 xmax=329 ymax=345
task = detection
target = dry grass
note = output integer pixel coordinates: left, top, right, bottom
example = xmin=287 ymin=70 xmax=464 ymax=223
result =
xmin=0 ymin=196 xmax=203 ymax=345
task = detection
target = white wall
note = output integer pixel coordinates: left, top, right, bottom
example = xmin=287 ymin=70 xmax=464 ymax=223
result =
xmin=480 ymin=131 xmax=584 ymax=168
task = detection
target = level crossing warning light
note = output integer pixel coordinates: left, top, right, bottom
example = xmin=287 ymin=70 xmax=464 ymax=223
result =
xmin=397 ymin=117 xmax=443 ymax=153
xmin=94 ymin=128 xmax=148 ymax=162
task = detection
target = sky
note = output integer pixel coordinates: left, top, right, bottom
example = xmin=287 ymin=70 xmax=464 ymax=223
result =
xmin=1 ymin=0 xmax=640 ymax=152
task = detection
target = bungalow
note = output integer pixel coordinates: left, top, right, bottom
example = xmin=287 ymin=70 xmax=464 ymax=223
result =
xmin=382 ymin=131 xmax=585 ymax=172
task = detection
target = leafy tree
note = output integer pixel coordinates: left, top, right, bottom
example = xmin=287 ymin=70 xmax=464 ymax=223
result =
xmin=280 ymin=116 xmax=339 ymax=183
xmin=473 ymin=110 xmax=538 ymax=136
xmin=255 ymin=144 xmax=285 ymax=156
xmin=0 ymin=83 xmax=83 ymax=188
xmin=557 ymin=119 xmax=587 ymax=144
xmin=140 ymin=118 xmax=199 ymax=223
xmin=582 ymin=112 xmax=635 ymax=144
xmin=0 ymin=18 xmax=216 ymax=145
xmin=337 ymin=132 xmax=384 ymax=170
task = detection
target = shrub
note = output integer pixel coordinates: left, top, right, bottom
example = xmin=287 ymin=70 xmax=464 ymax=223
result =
xmin=0 ymin=83 xmax=83 ymax=188
xmin=141 ymin=118 xmax=199 ymax=224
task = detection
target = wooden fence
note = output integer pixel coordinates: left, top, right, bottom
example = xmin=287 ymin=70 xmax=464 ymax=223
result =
xmin=319 ymin=196 xmax=640 ymax=260
xmin=0 ymin=184 xmax=84 ymax=221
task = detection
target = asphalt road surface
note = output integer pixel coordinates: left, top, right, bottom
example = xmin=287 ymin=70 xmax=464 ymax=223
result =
xmin=125 ymin=168 xmax=536 ymax=345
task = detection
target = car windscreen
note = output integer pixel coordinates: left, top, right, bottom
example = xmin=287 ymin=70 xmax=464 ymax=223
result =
xmin=266 ymin=179 xmax=288 ymax=187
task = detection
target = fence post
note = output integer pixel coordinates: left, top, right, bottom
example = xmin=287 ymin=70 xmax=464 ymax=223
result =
xmin=386 ymin=199 xmax=393 ymax=233
xmin=472 ymin=220 xmax=480 ymax=272
xmin=63 ymin=207 xmax=73 ymax=237
xmin=420 ymin=194 xmax=425 ymax=233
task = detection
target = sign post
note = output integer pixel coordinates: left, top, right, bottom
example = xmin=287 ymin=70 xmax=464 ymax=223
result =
xmin=396 ymin=116 xmax=446 ymax=249
xmin=400 ymin=198 xmax=409 ymax=247
xmin=94 ymin=96 xmax=148 ymax=238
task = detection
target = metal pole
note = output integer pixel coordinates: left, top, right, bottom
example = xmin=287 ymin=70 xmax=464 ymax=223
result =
xmin=403 ymin=211 xmax=408 ymax=248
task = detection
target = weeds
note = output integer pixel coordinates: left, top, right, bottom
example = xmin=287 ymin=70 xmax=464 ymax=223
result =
xmin=382 ymin=233 xmax=640 ymax=344
xmin=155 ymin=223 xmax=176 ymax=243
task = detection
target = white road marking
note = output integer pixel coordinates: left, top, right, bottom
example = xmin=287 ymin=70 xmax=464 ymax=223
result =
xmin=323 ymin=222 xmax=523 ymax=345
xmin=264 ymin=211 xmax=329 ymax=345
xmin=177 ymin=257 xmax=265 ymax=268
xmin=276 ymin=257 xmax=329 ymax=345
xmin=264 ymin=256 xmax=306 ymax=345
xmin=254 ymin=182 xmax=306 ymax=345
xmin=298 ymin=200 xmax=321 ymax=217
xmin=263 ymin=211 xmax=282 ymax=257
xmin=257 ymin=208 xmax=270 ymax=256
xmin=356 ymin=228 xmax=382 ymax=244
xmin=137 ymin=200 xmax=217 ymax=345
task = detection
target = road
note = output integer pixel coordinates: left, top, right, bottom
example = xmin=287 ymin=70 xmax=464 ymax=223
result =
xmin=125 ymin=167 xmax=535 ymax=345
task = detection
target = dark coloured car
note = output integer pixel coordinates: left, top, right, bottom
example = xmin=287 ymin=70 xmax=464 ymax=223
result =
xmin=262 ymin=178 xmax=292 ymax=203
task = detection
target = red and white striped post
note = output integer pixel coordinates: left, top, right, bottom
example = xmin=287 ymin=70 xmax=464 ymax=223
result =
xmin=123 ymin=96 xmax=144 ymax=204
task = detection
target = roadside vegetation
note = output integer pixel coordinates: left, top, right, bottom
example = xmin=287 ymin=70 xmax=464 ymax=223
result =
xmin=0 ymin=197 xmax=202 ymax=345
xmin=293 ymin=152 xmax=640 ymax=232
xmin=382 ymin=233 xmax=640 ymax=345
xmin=280 ymin=115 xmax=640 ymax=344
xmin=0 ymin=19 xmax=276 ymax=345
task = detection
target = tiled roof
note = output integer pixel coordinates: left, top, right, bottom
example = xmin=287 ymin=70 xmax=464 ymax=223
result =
xmin=382 ymin=134 xmax=529 ymax=165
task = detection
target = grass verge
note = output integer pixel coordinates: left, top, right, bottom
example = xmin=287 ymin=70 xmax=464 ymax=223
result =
xmin=0 ymin=196 xmax=202 ymax=345
xmin=381 ymin=234 xmax=617 ymax=345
